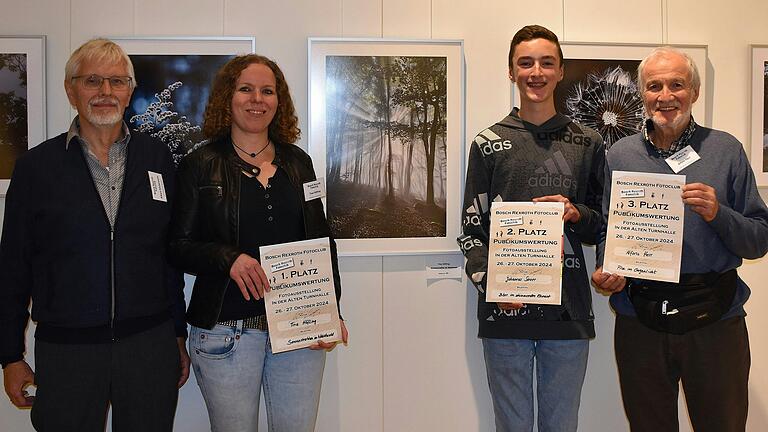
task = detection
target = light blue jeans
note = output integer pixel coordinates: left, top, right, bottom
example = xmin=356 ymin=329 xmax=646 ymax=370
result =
xmin=190 ymin=322 xmax=326 ymax=432
xmin=482 ymin=338 xmax=589 ymax=432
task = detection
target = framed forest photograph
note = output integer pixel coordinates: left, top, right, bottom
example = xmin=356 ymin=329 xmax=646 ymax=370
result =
xmin=0 ymin=35 xmax=45 ymax=195
xmin=308 ymin=38 xmax=465 ymax=255
xmin=109 ymin=36 xmax=255 ymax=165
xmin=511 ymin=42 xmax=708 ymax=149
xmin=750 ymin=45 xmax=768 ymax=186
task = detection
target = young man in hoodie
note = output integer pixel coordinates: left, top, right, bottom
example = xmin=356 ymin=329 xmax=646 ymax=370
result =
xmin=458 ymin=25 xmax=605 ymax=432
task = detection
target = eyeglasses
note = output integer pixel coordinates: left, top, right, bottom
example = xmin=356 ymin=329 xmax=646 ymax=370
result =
xmin=71 ymin=74 xmax=133 ymax=90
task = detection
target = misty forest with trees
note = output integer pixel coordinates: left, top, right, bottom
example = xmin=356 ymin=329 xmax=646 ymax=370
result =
xmin=325 ymin=55 xmax=448 ymax=239
xmin=0 ymin=53 xmax=28 ymax=178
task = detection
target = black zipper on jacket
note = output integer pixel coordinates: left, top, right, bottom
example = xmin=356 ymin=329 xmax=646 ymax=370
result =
xmin=110 ymin=227 xmax=116 ymax=336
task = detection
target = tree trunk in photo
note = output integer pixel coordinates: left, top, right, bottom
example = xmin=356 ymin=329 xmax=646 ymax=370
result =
xmin=401 ymin=109 xmax=416 ymax=198
xmin=353 ymin=126 xmax=363 ymax=184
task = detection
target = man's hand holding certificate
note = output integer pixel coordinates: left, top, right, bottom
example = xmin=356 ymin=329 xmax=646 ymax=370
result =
xmin=603 ymin=171 xmax=685 ymax=283
xmin=486 ymin=202 xmax=564 ymax=305
xmin=260 ymin=238 xmax=342 ymax=353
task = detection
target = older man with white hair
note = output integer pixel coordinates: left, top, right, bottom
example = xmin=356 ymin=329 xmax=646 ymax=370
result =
xmin=0 ymin=39 xmax=189 ymax=432
xmin=592 ymin=46 xmax=768 ymax=431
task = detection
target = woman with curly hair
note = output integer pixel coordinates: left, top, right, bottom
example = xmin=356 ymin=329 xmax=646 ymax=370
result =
xmin=169 ymin=54 xmax=348 ymax=432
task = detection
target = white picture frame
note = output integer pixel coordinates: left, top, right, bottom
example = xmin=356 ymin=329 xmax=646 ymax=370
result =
xmin=0 ymin=35 xmax=46 ymax=195
xmin=308 ymin=38 xmax=465 ymax=256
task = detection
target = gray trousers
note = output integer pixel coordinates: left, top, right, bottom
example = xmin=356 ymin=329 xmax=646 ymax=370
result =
xmin=31 ymin=320 xmax=180 ymax=432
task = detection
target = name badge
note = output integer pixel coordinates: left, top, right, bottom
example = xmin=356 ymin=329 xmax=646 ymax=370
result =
xmin=499 ymin=216 xmax=524 ymax=227
xmin=303 ymin=178 xmax=325 ymax=201
xmin=665 ymin=145 xmax=700 ymax=173
xmin=148 ymin=171 xmax=167 ymax=202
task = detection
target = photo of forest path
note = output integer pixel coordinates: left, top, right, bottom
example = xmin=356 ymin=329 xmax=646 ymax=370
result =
xmin=325 ymin=55 xmax=448 ymax=239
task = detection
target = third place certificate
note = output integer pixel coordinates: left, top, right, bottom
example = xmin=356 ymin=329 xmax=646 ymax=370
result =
xmin=604 ymin=170 xmax=685 ymax=283
xmin=486 ymin=201 xmax=564 ymax=305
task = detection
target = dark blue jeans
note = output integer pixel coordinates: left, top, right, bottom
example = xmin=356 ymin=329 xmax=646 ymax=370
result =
xmin=482 ymin=338 xmax=589 ymax=432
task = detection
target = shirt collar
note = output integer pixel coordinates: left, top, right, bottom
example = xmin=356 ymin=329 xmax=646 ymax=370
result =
xmin=641 ymin=116 xmax=696 ymax=157
xmin=66 ymin=116 xmax=131 ymax=150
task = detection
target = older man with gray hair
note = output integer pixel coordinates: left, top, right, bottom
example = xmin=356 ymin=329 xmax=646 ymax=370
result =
xmin=592 ymin=46 xmax=768 ymax=431
xmin=0 ymin=39 xmax=189 ymax=431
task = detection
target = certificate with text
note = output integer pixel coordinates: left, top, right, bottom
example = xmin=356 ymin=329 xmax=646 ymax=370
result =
xmin=604 ymin=171 xmax=685 ymax=283
xmin=260 ymin=237 xmax=342 ymax=353
xmin=486 ymin=202 xmax=564 ymax=305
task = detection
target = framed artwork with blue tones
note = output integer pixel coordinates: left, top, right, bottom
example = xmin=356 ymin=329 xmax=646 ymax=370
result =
xmin=110 ymin=37 xmax=255 ymax=165
xmin=0 ymin=35 xmax=45 ymax=195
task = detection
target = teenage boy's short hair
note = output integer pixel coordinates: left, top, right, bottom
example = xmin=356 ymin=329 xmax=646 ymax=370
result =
xmin=508 ymin=25 xmax=564 ymax=69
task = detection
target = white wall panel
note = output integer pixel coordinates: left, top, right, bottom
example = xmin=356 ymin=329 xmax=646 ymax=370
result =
xmin=342 ymin=0 xmax=382 ymax=37
xmin=134 ymin=0 xmax=225 ymax=35
xmin=382 ymin=0 xmax=430 ymax=39
xmin=71 ymin=0 xmax=135 ymax=44
xmin=563 ymin=0 xmax=663 ymax=43
xmin=382 ymin=254 xmax=493 ymax=432
xmin=316 ymin=256 xmax=384 ymax=432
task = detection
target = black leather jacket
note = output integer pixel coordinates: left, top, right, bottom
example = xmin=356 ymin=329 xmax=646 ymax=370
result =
xmin=169 ymin=136 xmax=342 ymax=329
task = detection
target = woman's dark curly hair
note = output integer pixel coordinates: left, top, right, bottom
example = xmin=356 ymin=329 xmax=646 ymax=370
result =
xmin=202 ymin=54 xmax=300 ymax=143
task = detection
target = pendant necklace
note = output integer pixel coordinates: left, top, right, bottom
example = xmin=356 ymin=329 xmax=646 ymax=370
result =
xmin=233 ymin=139 xmax=270 ymax=176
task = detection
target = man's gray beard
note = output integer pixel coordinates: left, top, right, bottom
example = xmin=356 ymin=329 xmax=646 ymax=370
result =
xmin=649 ymin=106 xmax=692 ymax=132
xmin=85 ymin=105 xmax=123 ymax=127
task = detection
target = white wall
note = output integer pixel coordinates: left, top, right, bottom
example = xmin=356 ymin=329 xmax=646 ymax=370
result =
xmin=1 ymin=0 xmax=767 ymax=431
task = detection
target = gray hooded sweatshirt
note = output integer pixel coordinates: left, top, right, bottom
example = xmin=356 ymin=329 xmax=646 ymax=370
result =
xmin=459 ymin=108 xmax=605 ymax=339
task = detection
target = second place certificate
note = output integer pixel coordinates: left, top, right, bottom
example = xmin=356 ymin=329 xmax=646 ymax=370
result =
xmin=486 ymin=202 xmax=564 ymax=305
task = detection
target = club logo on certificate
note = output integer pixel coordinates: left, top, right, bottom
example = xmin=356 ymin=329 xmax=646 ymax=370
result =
xmin=260 ymin=238 xmax=342 ymax=353
xmin=486 ymin=202 xmax=564 ymax=305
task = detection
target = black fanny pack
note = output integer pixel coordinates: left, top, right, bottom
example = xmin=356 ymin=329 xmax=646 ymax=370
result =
xmin=627 ymin=269 xmax=737 ymax=335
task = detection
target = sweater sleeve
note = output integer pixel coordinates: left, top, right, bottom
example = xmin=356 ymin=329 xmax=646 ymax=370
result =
xmin=595 ymin=155 xmax=613 ymax=268
xmin=0 ymin=155 xmax=33 ymax=367
xmin=707 ymin=147 xmax=768 ymax=259
xmin=457 ymin=137 xmax=493 ymax=293
xmin=569 ymin=137 xmax=606 ymax=245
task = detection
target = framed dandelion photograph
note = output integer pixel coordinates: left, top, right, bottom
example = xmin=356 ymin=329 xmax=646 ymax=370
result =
xmin=0 ymin=35 xmax=45 ymax=195
xmin=308 ymin=38 xmax=465 ymax=255
xmin=750 ymin=45 xmax=768 ymax=186
xmin=511 ymin=42 xmax=708 ymax=149
xmin=109 ymin=36 xmax=255 ymax=165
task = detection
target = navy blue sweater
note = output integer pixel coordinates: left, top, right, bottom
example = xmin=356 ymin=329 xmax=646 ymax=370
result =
xmin=0 ymin=131 xmax=186 ymax=367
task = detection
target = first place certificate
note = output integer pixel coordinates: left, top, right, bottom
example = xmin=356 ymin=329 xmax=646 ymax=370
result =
xmin=604 ymin=170 xmax=685 ymax=283
xmin=260 ymin=237 xmax=342 ymax=353
xmin=486 ymin=201 xmax=564 ymax=305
